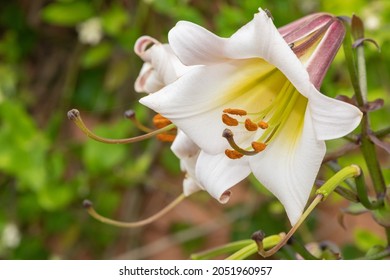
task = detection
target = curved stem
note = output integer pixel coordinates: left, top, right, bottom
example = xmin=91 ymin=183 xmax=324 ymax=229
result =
xmin=355 ymin=171 xmax=383 ymax=210
xmin=68 ymin=109 xmax=176 ymax=144
xmin=225 ymin=235 xmax=282 ymax=260
xmin=83 ymin=194 xmax=185 ymax=228
xmin=342 ymin=20 xmax=386 ymax=197
xmin=191 ymin=240 xmax=253 ymax=260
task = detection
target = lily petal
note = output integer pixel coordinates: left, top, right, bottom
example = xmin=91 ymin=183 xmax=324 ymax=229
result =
xmin=195 ymin=151 xmax=251 ymax=203
xmin=183 ymin=176 xmax=202 ymax=197
xmin=135 ymin=63 xmax=165 ymax=93
xmin=171 ymin=130 xmax=203 ymax=196
xmin=168 ymin=21 xmax=227 ymax=65
xmin=249 ymin=106 xmax=325 ymax=225
xmin=134 ymin=36 xmax=191 ymax=94
xmin=308 ymin=85 xmax=363 ymax=140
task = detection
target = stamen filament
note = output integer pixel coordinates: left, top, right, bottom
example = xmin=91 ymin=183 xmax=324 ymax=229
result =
xmin=68 ymin=109 xmax=176 ymax=144
xmin=124 ymin=109 xmax=153 ymax=133
xmin=83 ymin=193 xmax=186 ymax=228
xmin=222 ymin=129 xmax=258 ymax=156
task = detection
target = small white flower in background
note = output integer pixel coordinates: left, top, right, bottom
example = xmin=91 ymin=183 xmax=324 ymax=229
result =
xmin=77 ymin=17 xmax=103 ymax=45
xmin=1 ymin=223 xmax=21 ymax=249
xmin=140 ymin=8 xmax=363 ymax=225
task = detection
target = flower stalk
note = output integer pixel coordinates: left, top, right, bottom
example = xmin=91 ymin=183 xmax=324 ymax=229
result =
xmin=287 ymin=237 xmax=319 ymax=260
xmin=225 ymin=234 xmax=283 ymax=260
xmin=83 ymin=194 xmax=186 ymax=228
xmin=191 ymin=240 xmax=253 ymax=260
xmin=342 ymin=17 xmax=386 ymax=197
xmin=354 ymin=171 xmax=383 ymax=210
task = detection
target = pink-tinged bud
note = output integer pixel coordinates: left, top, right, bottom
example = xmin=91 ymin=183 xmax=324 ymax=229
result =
xmin=279 ymin=14 xmax=346 ymax=89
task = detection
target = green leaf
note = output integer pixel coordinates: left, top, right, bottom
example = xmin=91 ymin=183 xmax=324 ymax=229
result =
xmin=353 ymin=228 xmax=386 ymax=252
xmin=81 ymin=42 xmax=112 ymax=68
xmin=101 ymin=4 xmax=130 ymax=36
xmin=82 ymin=120 xmax=129 ymax=174
xmin=0 ymin=101 xmax=48 ymax=191
xmin=37 ymin=183 xmax=74 ymax=211
xmin=41 ymin=1 xmax=94 ymax=26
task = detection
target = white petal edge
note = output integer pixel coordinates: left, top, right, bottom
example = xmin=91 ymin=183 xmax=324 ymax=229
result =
xmin=168 ymin=21 xmax=227 ymax=65
xmin=183 ymin=177 xmax=203 ymax=197
xmin=308 ymin=85 xmax=362 ymax=140
xmin=195 ymin=151 xmax=251 ymax=203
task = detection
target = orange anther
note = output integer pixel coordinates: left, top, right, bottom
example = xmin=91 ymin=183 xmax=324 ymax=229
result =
xmin=224 ymin=149 xmax=244 ymax=159
xmin=153 ymin=114 xmax=172 ymax=129
xmin=223 ymin=108 xmax=247 ymax=116
xmin=245 ymin=118 xmax=258 ymax=131
xmin=258 ymin=121 xmax=269 ymax=129
xmin=222 ymin=114 xmax=239 ymax=126
xmin=251 ymin=142 xmax=267 ymax=152
xmin=156 ymin=133 xmax=176 ymax=142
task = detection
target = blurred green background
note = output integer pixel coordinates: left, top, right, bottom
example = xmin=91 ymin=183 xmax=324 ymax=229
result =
xmin=0 ymin=0 xmax=389 ymax=259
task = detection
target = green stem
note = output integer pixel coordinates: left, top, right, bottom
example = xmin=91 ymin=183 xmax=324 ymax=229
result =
xmin=334 ymin=186 xmax=359 ymax=203
xmin=386 ymin=228 xmax=390 ymax=247
xmin=375 ymin=126 xmax=390 ymax=138
xmin=355 ymin=171 xmax=383 ymax=210
xmin=326 ymin=162 xmax=356 ymax=190
xmin=342 ymin=20 xmax=386 ymax=197
xmin=288 ymin=237 xmax=319 ymax=260
xmin=342 ymin=21 xmax=364 ymax=106
xmin=357 ymin=247 xmax=390 ymax=260
xmin=191 ymin=240 xmax=253 ymax=260
xmin=225 ymin=243 xmax=257 ymax=260
xmin=316 ymin=165 xmax=361 ymax=199
xmin=360 ymin=116 xmax=386 ymax=196
xmin=225 ymin=235 xmax=282 ymax=260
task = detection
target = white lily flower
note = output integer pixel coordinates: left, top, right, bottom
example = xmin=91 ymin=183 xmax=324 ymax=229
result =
xmin=140 ymin=9 xmax=363 ymax=225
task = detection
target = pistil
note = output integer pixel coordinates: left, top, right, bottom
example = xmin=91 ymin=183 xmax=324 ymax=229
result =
xmin=68 ymin=109 xmax=176 ymax=144
xmin=222 ymin=128 xmax=263 ymax=158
